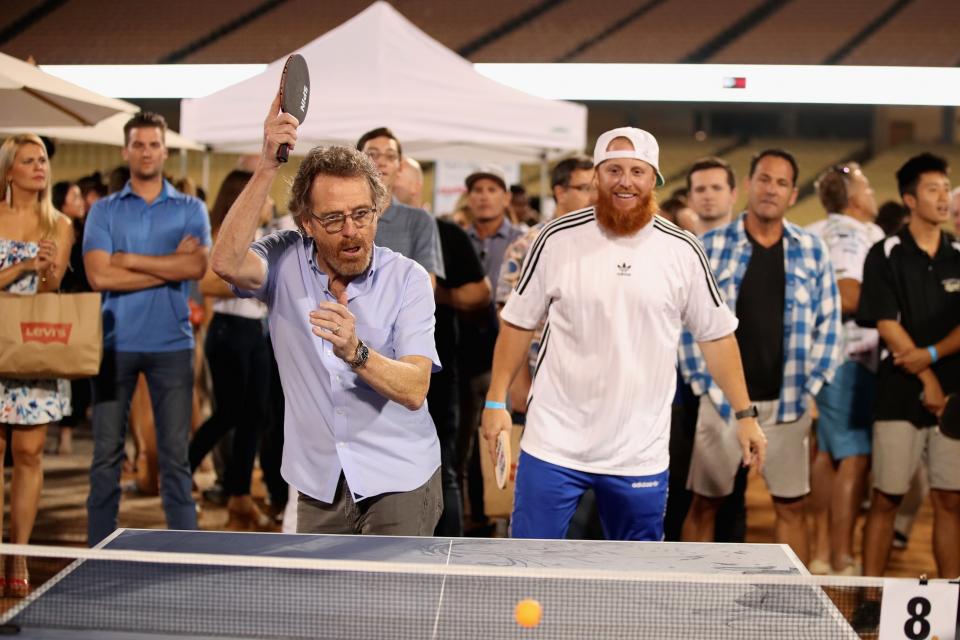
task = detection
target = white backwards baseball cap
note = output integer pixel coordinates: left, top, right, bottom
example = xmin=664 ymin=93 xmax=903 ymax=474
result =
xmin=593 ymin=127 xmax=665 ymax=186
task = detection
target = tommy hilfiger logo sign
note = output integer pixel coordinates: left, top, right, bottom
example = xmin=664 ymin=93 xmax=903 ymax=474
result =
xmin=617 ymin=262 xmax=631 ymax=276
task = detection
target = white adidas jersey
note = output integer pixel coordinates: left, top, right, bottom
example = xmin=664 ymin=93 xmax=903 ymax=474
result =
xmin=501 ymin=209 xmax=738 ymax=476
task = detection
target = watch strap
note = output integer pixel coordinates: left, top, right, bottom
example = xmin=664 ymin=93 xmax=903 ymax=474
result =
xmin=734 ymin=405 xmax=759 ymax=420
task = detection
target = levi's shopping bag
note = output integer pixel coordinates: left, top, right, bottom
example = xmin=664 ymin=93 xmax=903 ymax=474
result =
xmin=0 ymin=292 xmax=102 ymax=379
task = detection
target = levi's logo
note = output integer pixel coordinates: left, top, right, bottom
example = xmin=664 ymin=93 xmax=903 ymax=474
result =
xmin=21 ymin=322 xmax=71 ymax=344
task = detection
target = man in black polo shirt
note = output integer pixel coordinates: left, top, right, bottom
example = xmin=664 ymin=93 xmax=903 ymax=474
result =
xmin=858 ymin=153 xmax=960 ymax=579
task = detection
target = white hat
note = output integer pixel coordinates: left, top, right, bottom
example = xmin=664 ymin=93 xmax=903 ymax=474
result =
xmin=465 ymin=164 xmax=507 ymax=191
xmin=593 ymin=127 xmax=664 ymax=186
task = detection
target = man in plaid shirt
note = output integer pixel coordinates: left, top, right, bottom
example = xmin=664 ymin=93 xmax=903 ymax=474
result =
xmin=680 ymin=149 xmax=842 ymax=564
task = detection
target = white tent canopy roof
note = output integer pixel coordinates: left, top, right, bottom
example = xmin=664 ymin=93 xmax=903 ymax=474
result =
xmin=180 ymin=1 xmax=586 ymax=162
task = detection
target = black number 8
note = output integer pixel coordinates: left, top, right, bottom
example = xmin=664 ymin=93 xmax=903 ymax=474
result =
xmin=904 ymin=596 xmax=931 ymax=639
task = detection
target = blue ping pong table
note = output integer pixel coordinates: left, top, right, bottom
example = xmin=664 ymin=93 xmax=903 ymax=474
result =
xmin=2 ymin=528 xmax=858 ymax=639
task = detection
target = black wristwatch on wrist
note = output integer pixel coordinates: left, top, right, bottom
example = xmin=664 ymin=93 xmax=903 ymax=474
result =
xmin=734 ymin=405 xmax=759 ymax=420
xmin=349 ymin=339 xmax=369 ymax=368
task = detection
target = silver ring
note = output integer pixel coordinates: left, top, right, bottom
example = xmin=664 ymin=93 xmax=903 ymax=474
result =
xmin=333 ymin=324 xmax=341 ymax=336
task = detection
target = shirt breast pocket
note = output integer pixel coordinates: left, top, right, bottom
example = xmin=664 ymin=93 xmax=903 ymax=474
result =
xmin=792 ymin=270 xmax=814 ymax=307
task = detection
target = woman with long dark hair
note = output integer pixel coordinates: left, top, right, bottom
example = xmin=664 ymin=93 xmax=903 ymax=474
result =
xmin=190 ymin=169 xmax=273 ymax=529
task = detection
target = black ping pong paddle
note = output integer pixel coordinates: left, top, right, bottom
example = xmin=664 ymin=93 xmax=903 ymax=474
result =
xmin=277 ymin=53 xmax=310 ymax=163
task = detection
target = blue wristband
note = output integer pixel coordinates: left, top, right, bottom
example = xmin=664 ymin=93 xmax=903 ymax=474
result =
xmin=928 ymin=345 xmax=939 ymax=364
xmin=484 ymin=400 xmax=507 ymax=410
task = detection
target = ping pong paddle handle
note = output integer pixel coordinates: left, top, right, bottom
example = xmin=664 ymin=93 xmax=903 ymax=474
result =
xmin=277 ymin=143 xmax=291 ymax=163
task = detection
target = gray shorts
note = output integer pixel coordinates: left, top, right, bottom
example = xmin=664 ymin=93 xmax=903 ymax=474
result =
xmin=297 ymin=467 xmax=442 ymax=535
xmin=687 ymin=396 xmax=811 ymax=499
xmin=872 ymin=421 xmax=960 ymax=495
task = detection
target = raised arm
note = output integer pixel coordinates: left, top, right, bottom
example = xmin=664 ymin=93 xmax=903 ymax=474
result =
xmin=212 ymin=91 xmax=298 ymax=290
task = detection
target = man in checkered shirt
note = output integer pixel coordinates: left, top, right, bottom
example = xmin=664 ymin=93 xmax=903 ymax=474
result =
xmin=680 ymin=148 xmax=842 ymax=565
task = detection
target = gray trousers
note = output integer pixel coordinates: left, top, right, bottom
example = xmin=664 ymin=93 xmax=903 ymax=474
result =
xmin=297 ymin=468 xmax=442 ymax=536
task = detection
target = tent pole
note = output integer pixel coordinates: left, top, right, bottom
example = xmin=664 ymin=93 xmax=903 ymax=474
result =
xmin=179 ymin=148 xmax=188 ymax=179
xmin=201 ymin=150 xmax=211 ymax=193
xmin=539 ymin=152 xmax=549 ymax=221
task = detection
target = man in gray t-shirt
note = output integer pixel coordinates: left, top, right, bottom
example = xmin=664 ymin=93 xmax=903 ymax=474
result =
xmin=357 ymin=127 xmax=443 ymax=286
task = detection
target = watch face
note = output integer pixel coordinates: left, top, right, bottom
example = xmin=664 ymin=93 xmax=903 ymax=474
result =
xmin=352 ymin=340 xmax=369 ymax=367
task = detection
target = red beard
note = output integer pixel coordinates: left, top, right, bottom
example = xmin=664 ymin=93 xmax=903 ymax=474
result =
xmin=595 ymin=188 xmax=658 ymax=237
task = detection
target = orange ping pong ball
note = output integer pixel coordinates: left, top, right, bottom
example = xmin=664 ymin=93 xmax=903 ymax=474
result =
xmin=514 ymin=598 xmax=542 ymax=628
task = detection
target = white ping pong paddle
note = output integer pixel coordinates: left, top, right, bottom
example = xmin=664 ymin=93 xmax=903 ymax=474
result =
xmin=495 ymin=430 xmax=511 ymax=490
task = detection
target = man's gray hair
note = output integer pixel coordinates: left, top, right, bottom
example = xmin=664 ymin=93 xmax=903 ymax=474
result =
xmin=289 ymin=145 xmax=389 ymax=232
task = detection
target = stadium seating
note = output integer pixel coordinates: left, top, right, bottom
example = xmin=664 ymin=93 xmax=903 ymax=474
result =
xmin=1 ymin=0 xmax=264 ymax=63
xmin=840 ymin=0 xmax=960 ymax=66
xmin=468 ymin=0 xmax=643 ymax=62
xmin=183 ymin=0 xmax=546 ymax=63
xmin=708 ymin=0 xmax=887 ymax=64
xmin=4 ymin=0 xmax=960 ymax=66
xmin=566 ymin=0 xmax=759 ymax=63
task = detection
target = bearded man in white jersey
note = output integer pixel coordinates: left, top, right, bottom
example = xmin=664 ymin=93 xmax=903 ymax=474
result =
xmin=481 ymin=127 xmax=767 ymax=540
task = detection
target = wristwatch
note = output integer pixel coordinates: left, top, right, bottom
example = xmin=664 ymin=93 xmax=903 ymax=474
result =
xmin=349 ymin=339 xmax=369 ymax=368
xmin=734 ymin=405 xmax=759 ymax=420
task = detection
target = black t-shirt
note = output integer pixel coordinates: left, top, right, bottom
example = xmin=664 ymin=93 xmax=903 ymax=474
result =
xmin=434 ymin=219 xmax=486 ymax=379
xmin=60 ymin=219 xmax=91 ymax=293
xmin=857 ymin=228 xmax=960 ymax=425
xmin=736 ymin=231 xmax=785 ymax=401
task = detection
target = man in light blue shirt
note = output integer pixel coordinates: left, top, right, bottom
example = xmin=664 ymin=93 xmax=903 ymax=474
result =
xmin=83 ymin=112 xmax=211 ymax=546
xmin=211 ymin=94 xmax=442 ymax=535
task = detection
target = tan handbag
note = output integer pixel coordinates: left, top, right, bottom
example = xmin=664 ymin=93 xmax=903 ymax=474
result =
xmin=0 ymin=292 xmax=102 ymax=379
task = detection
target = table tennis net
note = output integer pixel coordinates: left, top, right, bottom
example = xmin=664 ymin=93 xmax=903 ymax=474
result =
xmin=0 ymin=543 xmax=918 ymax=639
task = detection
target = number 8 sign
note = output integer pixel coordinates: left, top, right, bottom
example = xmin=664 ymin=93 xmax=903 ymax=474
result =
xmin=879 ymin=579 xmax=959 ymax=640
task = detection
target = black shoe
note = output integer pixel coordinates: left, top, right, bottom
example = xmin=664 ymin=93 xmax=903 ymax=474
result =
xmin=201 ymin=484 xmax=227 ymax=506
xmin=892 ymin=531 xmax=909 ymax=549
xmin=852 ymin=600 xmax=881 ymax=634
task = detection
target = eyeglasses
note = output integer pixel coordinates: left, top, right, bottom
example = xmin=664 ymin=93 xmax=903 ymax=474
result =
xmin=364 ymin=150 xmax=399 ymax=163
xmin=307 ymin=207 xmax=377 ymax=233
xmin=567 ymin=183 xmax=596 ymax=193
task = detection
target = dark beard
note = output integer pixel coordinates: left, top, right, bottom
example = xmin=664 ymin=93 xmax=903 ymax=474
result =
xmin=595 ymin=189 xmax=658 ymax=237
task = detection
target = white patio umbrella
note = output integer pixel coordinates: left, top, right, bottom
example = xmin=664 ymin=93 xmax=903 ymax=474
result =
xmin=0 ymin=113 xmax=205 ymax=151
xmin=0 ymin=51 xmax=136 ymax=127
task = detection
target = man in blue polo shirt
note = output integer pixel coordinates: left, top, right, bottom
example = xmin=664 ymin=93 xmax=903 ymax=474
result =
xmin=211 ymin=93 xmax=442 ymax=536
xmin=83 ymin=112 xmax=210 ymax=546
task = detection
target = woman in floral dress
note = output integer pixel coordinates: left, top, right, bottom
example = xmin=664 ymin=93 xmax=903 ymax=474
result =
xmin=0 ymin=134 xmax=74 ymax=597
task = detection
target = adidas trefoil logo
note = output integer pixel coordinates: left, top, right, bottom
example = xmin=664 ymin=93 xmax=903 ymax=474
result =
xmin=617 ymin=262 xmax=631 ymax=276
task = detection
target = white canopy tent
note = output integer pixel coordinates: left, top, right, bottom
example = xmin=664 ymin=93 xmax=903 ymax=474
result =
xmin=179 ymin=1 xmax=586 ymax=163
